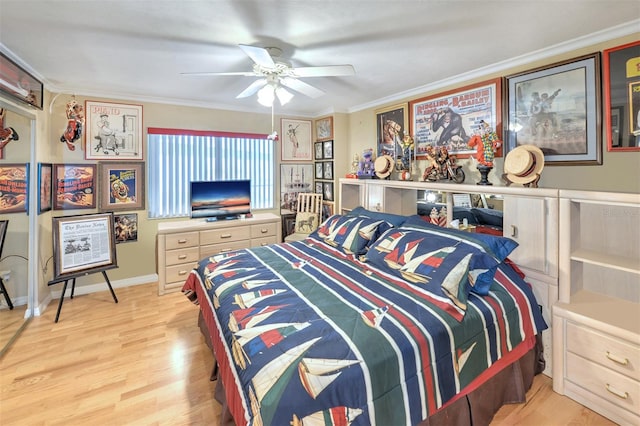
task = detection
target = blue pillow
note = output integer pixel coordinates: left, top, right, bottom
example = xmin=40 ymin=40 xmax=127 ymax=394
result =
xmin=399 ymin=216 xmax=518 ymax=295
xmin=309 ymin=214 xmax=388 ymax=255
xmin=471 ymin=207 xmax=503 ymax=227
xmin=365 ymin=227 xmax=500 ymax=317
xmin=347 ymin=206 xmax=408 ymax=228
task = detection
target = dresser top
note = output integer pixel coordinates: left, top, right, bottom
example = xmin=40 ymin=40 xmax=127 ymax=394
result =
xmin=157 ymin=212 xmax=280 ymax=234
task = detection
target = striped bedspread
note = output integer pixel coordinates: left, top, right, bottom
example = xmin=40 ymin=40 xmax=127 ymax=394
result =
xmin=183 ymin=238 xmax=547 ymax=426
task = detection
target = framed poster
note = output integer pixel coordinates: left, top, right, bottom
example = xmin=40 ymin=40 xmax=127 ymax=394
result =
xmin=114 ymin=213 xmax=138 ymax=244
xmin=280 ymin=163 xmax=313 ymax=211
xmin=98 ymin=161 xmax=145 ymax=212
xmin=53 ymin=164 xmax=96 ymax=210
xmin=323 ymin=140 xmax=334 ymax=159
xmin=315 ymin=116 xmax=333 ymax=141
xmin=38 ymin=163 xmax=53 ymax=214
xmin=0 ymin=163 xmax=28 ymax=214
xmin=315 ymin=181 xmax=323 ymax=194
xmin=314 ymin=141 xmax=324 ymax=160
xmin=376 ymin=103 xmax=408 ymax=157
xmin=323 ymin=182 xmax=334 ymax=202
xmin=505 ymin=53 xmax=601 ymax=165
xmin=323 ymin=161 xmax=334 ymax=180
xmin=281 ymin=118 xmax=312 ymax=161
xmin=410 ymin=78 xmax=502 ymax=159
xmin=52 ymin=213 xmax=117 ymax=279
xmin=85 ymin=101 xmax=143 ymax=160
xmin=603 ymin=40 xmax=640 ymax=151
xmin=315 ymin=162 xmax=324 ymax=180
xmin=0 ymin=52 xmax=43 ymax=109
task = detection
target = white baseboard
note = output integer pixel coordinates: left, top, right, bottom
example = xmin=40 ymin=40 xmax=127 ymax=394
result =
xmin=38 ymin=274 xmax=158 ymax=316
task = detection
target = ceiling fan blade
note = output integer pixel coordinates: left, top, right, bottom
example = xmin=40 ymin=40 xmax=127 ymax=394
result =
xmin=236 ymin=79 xmax=267 ymax=98
xmin=280 ymin=77 xmax=325 ymax=98
xmin=181 ymin=71 xmax=256 ymax=76
xmin=291 ymin=65 xmax=355 ymax=77
xmin=239 ymin=44 xmax=276 ymax=69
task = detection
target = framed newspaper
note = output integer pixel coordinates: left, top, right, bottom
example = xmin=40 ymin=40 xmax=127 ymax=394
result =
xmin=52 ymin=212 xmax=118 ymax=279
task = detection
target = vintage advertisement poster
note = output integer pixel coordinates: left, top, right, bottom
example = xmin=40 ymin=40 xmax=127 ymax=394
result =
xmin=411 ymin=80 xmax=500 ymax=157
xmin=85 ymin=101 xmax=143 ymax=160
xmin=98 ymin=161 xmax=145 ymax=211
xmin=57 ymin=215 xmax=113 ymax=275
xmin=0 ymin=164 xmax=28 ymax=213
xmin=53 ymin=164 xmax=96 ymax=210
xmin=114 ymin=213 xmax=138 ymax=244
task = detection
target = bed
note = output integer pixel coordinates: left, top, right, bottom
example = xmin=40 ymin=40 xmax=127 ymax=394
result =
xmin=182 ymin=208 xmax=547 ymax=426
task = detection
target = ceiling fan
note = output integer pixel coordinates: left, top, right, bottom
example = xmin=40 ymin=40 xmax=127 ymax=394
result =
xmin=182 ymin=44 xmax=355 ymax=105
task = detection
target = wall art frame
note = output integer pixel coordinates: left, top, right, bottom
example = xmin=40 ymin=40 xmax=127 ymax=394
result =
xmin=52 ymin=212 xmax=117 ymax=280
xmin=0 ymin=163 xmax=28 ymax=214
xmin=114 ymin=213 xmax=138 ymax=244
xmin=85 ymin=100 xmax=143 ymax=160
xmin=322 ymin=182 xmax=334 ymax=202
xmin=323 ymin=161 xmax=334 ymax=180
xmin=376 ymin=103 xmax=408 ymax=157
xmin=98 ymin=161 xmax=145 ymax=212
xmin=505 ymin=53 xmax=602 ymax=165
xmin=315 ymin=116 xmax=333 ymax=141
xmin=603 ymin=40 xmax=640 ymax=151
xmin=38 ymin=162 xmax=53 ymax=214
xmin=323 ymin=140 xmax=334 ymax=159
xmin=0 ymin=52 xmax=43 ymax=109
xmin=53 ymin=163 xmax=96 ymax=210
xmin=314 ymin=141 xmax=324 ymax=160
xmin=281 ymin=118 xmax=312 ymax=161
xmin=280 ymin=163 xmax=313 ymax=211
xmin=315 ymin=162 xmax=324 ymax=180
xmin=410 ymin=78 xmax=502 ymax=159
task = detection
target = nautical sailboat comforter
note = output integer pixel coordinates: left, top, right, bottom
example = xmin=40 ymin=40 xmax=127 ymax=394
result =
xmin=182 ymin=214 xmax=547 ymax=426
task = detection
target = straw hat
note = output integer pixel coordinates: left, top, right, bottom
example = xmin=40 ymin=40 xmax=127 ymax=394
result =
xmin=374 ymin=155 xmax=395 ymax=179
xmin=503 ymin=145 xmax=545 ymax=186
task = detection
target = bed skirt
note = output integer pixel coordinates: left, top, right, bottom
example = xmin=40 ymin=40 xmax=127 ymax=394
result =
xmin=198 ymin=311 xmax=545 ymax=426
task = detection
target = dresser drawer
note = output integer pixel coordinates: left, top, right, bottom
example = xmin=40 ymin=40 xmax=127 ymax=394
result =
xmin=200 ymin=226 xmax=251 ymax=245
xmin=165 ymin=231 xmax=199 ymax=250
xmin=165 ymin=246 xmax=201 ymax=267
xmin=252 ymin=236 xmax=278 ymax=248
xmin=566 ymin=351 xmax=640 ymax=414
xmin=251 ymin=222 xmax=277 ymax=239
xmin=200 ymin=240 xmax=250 ymax=258
xmin=566 ymin=321 xmax=640 ymax=380
xmin=165 ymin=262 xmax=197 ymax=283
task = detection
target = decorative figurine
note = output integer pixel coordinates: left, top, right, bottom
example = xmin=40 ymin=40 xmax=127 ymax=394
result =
xmin=60 ymin=99 xmax=85 ymax=151
xmin=357 ymin=149 xmax=375 ymax=178
xmin=467 ymin=120 xmax=501 ymax=185
xmin=421 ymin=145 xmax=465 ymax=183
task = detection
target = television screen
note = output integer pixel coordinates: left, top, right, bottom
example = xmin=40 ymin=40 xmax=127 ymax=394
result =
xmin=190 ymin=180 xmax=251 ymax=220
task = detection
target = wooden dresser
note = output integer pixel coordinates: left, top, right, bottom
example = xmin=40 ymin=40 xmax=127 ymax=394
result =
xmin=553 ymin=190 xmax=640 ymax=425
xmin=156 ymin=213 xmax=281 ymax=295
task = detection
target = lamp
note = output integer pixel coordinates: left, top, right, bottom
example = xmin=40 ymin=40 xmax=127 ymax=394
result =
xmin=257 ymin=82 xmax=293 ymax=107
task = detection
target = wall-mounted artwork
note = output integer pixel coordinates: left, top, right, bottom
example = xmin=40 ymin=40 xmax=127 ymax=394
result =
xmin=53 ymin=164 xmax=96 ymax=210
xmin=280 ymin=163 xmax=313 ymax=211
xmin=0 ymin=52 xmax=43 ymax=109
xmin=281 ymin=118 xmax=312 ymax=161
xmin=98 ymin=161 xmax=145 ymax=212
xmin=0 ymin=163 xmax=28 ymax=214
xmin=38 ymin=163 xmax=53 ymax=214
xmin=114 ymin=213 xmax=138 ymax=244
xmin=85 ymin=101 xmax=143 ymax=160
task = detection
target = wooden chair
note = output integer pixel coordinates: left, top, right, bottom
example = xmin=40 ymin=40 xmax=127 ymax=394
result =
xmin=284 ymin=192 xmax=323 ymax=242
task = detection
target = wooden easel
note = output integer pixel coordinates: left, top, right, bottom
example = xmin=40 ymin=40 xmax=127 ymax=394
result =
xmin=47 ymin=266 xmax=118 ymax=323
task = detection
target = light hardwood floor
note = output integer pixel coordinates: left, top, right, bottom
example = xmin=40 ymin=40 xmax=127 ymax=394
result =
xmin=0 ymin=283 xmax=614 ymax=425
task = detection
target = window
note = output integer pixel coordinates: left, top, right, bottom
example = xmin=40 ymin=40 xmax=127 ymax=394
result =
xmin=147 ymin=128 xmax=274 ymax=218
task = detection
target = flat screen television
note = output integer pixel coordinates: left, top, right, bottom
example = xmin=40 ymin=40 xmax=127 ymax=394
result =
xmin=190 ymin=180 xmax=251 ymax=220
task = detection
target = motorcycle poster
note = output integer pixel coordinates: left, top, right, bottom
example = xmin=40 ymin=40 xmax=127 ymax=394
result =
xmin=85 ymin=101 xmax=143 ymax=160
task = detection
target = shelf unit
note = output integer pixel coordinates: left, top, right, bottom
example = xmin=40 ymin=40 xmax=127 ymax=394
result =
xmin=553 ymin=190 xmax=640 ymax=425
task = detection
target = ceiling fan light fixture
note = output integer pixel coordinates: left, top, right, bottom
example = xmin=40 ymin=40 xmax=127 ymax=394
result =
xmin=275 ymin=86 xmax=293 ymax=105
xmin=257 ymin=85 xmax=275 ymax=107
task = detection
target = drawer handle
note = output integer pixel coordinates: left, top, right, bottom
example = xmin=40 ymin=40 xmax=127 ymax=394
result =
xmin=178 ymin=254 xmax=188 ymax=260
xmin=178 ymin=239 xmax=188 ymax=244
xmin=605 ymin=383 xmax=629 ymax=400
xmin=606 ymin=351 xmax=629 ymax=366
xmin=178 ymin=270 xmax=188 ymax=276
xmin=220 ymin=233 xmax=232 ymax=239
xmin=220 ymin=249 xmax=232 ymax=253
xmin=260 ymin=228 xmax=268 ymax=234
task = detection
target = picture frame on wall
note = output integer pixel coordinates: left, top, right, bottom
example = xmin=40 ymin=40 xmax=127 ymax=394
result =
xmin=114 ymin=213 xmax=138 ymax=244
xmin=314 ymin=141 xmax=324 ymax=160
xmin=84 ymin=100 xmax=144 ymax=160
xmin=98 ymin=161 xmax=145 ymax=212
xmin=53 ymin=163 xmax=97 ymax=210
xmin=505 ymin=53 xmax=602 ymax=165
xmin=0 ymin=52 xmax=44 ymax=109
xmin=322 ymin=182 xmax=334 ymax=202
xmin=281 ymin=118 xmax=312 ymax=161
xmin=315 ymin=162 xmax=323 ymax=180
xmin=0 ymin=163 xmax=28 ymax=214
xmin=323 ymin=140 xmax=333 ymax=159
xmin=280 ymin=163 xmax=313 ymax=211
xmin=315 ymin=116 xmax=333 ymax=141
xmin=376 ymin=103 xmax=408 ymax=157
xmin=52 ymin=212 xmax=117 ymax=280
xmin=323 ymin=161 xmax=333 ymax=180
xmin=321 ymin=201 xmax=334 ymax=222
xmin=38 ymin=162 xmax=53 ymax=214
xmin=315 ymin=182 xmax=323 ymax=194
xmin=603 ymin=40 xmax=640 ymax=151
xmin=409 ymin=78 xmax=502 ymax=159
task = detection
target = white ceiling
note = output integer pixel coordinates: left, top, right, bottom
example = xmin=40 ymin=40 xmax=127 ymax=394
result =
xmin=0 ymin=0 xmax=638 ymax=116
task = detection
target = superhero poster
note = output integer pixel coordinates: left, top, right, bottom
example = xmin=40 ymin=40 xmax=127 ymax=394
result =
xmin=98 ymin=162 xmax=145 ymax=212
xmin=0 ymin=164 xmax=28 ymax=214
xmin=53 ymin=164 xmax=96 ymax=210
